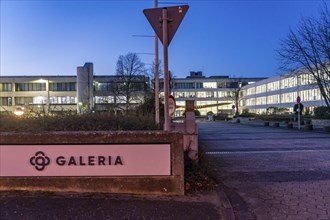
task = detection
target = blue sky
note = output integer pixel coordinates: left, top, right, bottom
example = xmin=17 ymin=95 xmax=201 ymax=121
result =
xmin=0 ymin=0 xmax=322 ymax=78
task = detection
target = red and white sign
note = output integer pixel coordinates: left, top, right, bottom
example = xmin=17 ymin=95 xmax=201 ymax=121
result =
xmin=143 ymin=5 xmax=189 ymax=46
xmin=169 ymin=95 xmax=176 ymax=116
xmin=0 ymin=144 xmax=171 ymax=177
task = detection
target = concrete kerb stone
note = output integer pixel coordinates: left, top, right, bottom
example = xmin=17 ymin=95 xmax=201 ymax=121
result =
xmin=216 ymin=186 xmax=236 ymax=220
xmin=233 ymin=118 xmax=329 ymax=133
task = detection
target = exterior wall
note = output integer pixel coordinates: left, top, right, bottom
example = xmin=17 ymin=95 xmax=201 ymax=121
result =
xmin=77 ymin=63 xmax=94 ymax=113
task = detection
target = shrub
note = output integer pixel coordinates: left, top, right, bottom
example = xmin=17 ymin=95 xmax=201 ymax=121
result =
xmin=184 ymin=148 xmax=218 ymax=193
xmin=314 ymin=106 xmax=330 ymax=119
xmin=194 ymin=110 xmax=201 ymax=116
xmin=0 ymin=113 xmax=158 ymax=132
xmin=239 ymin=109 xmax=256 ymax=117
xmin=255 ymin=114 xmax=290 ymax=122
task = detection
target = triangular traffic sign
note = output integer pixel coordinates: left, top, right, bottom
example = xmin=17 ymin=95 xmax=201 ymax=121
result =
xmin=143 ymin=5 xmax=189 ymax=46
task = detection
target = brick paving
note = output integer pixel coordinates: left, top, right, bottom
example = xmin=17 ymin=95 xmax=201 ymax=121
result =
xmin=199 ymin=121 xmax=330 ymax=220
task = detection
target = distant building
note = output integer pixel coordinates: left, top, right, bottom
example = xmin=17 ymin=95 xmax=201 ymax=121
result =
xmin=2 ymin=64 xmax=327 ymax=117
xmin=0 ymin=63 xmax=149 ymax=115
xmin=160 ymin=71 xmax=266 ymax=116
xmin=240 ymin=71 xmax=328 ymax=114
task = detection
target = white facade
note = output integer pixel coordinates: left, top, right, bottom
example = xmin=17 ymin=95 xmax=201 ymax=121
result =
xmin=240 ymin=72 xmax=327 ymax=114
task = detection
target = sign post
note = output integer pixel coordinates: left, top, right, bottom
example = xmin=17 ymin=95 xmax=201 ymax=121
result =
xmin=162 ymin=8 xmax=170 ymax=131
xmin=154 ymin=0 xmax=160 ymax=127
xmin=297 ymin=96 xmax=301 ymax=130
xmin=143 ymin=5 xmax=189 ymax=131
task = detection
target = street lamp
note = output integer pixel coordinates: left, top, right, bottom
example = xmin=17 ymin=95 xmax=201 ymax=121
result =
xmin=14 ymin=106 xmax=24 ymax=116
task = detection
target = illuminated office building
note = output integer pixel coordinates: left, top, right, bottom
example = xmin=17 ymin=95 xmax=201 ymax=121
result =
xmin=240 ymin=71 xmax=328 ymax=114
xmin=0 ymin=63 xmax=149 ymax=115
xmin=160 ymin=71 xmax=265 ymax=116
xmin=1 ymin=64 xmax=327 ymax=116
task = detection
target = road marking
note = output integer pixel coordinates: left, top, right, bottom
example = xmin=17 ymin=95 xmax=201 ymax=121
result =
xmin=205 ymin=149 xmax=330 ymax=155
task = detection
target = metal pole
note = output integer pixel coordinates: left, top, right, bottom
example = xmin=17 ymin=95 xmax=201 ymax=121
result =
xmin=298 ymin=103 xmax=301 ymax=130
xmin=162 ymin=8 xmax=170 ymax=131
xmin=154 ymin=0 xmax=160 ymax=126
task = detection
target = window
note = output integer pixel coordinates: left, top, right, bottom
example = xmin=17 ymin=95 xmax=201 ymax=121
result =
xmin=227 ymin=82 xmax=239 ymax=88
xmin=94 ymin=96 xmax=115 ymax=104
xmin=300 ymin=89 xmax=321 ymax=101
xmin=50 ymin=82 xmax=76 ymax=91
xmin=94 ymin=82 xmax=116 ymax=91
xmin=217 ymin=91 xmax=227 ymax=98
xmin=281 ymin=92 xmax=297 ymax=103
xmin=33 ymin=96 xmax=46 ymax=104
xmin=174 ymin=82 xmax=195 ymax=89
xmin=131 ymin=82 xmax=145 ymax=91
xmin=15 ymin=83 xmax=46 ymax=91
xmin=15 ymin=97 xmax=33 ymax=105
xmin=0 ymin=83 xmax=12 ymax=91
xmin=267 ymin=95 xmax=280 ymax=104
xmin=267 ymin=81 xmax=280 ymax=92
xmin=247 ymin=88 xmax=255 ymax=96
xmin=246 ymin=98 xmax=255 ymax=106
xmin=50 ymin=96 xmax=77 ymax=104
xmin=203 ymin=82 xmax=217 ymax=89
xmin=256 ymin=97 xmax=266 ymax=105
xmin=196 ymin=92 xmax=206 ymax=98
xmin=0 ymin=97 xmax=12 ymax=106
xmin=217 ymin=82 xmax=226 ymax=88
xmin=256 ymin=85 xmax=266 ymax=94
xmin=280 ymin=77 xmax=296 ymax=89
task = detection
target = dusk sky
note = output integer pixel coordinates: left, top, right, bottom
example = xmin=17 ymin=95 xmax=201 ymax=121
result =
xmin=0 ymin=0 xmax=322 ymax=78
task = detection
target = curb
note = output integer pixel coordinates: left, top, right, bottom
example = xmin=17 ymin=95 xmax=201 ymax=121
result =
xmin=216 ymin=186 xmax=235 ymax=220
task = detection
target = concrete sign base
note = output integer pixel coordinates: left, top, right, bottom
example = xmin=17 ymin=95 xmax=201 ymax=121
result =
xmin=0 ymin=131 xmax=184 ymax=195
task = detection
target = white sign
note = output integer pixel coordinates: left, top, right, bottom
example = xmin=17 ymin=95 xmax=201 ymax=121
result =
xmin=0 ymin=144 xmax=171 ymax=177
xmin=169 ymin=95 xmax=176 ymax=116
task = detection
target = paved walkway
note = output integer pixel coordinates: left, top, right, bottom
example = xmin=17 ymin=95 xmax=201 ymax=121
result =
xmin=199 ymin=121 xmax=330 ymax=220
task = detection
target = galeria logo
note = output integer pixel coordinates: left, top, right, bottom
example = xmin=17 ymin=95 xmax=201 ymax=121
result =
xmin=30 ymin=151 xmax=50 ymax=171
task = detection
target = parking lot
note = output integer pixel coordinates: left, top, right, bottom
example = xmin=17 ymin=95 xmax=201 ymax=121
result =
xmin=199 ymin=121 xmax=330 ymax=220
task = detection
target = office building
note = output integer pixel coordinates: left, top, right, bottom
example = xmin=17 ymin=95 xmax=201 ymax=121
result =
xmin=240 ymin=71 xmax=328 ymax=114
xmin=0 ymin=63 xmax=149 ymax=115
xmin=160 ymin=71 xmax=266 ymax=116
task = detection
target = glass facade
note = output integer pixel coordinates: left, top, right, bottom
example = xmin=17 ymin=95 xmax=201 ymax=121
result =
xmin=241 ymin=72 xmax=326 ymax=114
xmin=0 ymin=97 xmax=12 ymax=106
xmin=50 ymin=82 xmax=76 ymax=91
xmin=15 ymin=83 xmax=46 ymax=91
xmin=0 ymin=83 xmax=12 ymax=92
xmin=94 ymin=96 xmax=115 ymax=104
xmin=50 ymin=96 xmax=77 ymax=104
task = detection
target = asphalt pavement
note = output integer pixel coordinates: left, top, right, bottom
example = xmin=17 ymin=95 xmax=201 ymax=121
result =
xmin=199 ymin=121 xmax=330 ymax=220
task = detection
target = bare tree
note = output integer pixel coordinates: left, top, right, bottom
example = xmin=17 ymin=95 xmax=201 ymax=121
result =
xmin=277 ymin=2 xmax=330 ymax=106
xmin=227 ymin=79 xmax=247 ymax=116
xmin=115 ymin=53 xmax=148 ymax=113
xmin=150 ymin=60 xmax=163 ymax=79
